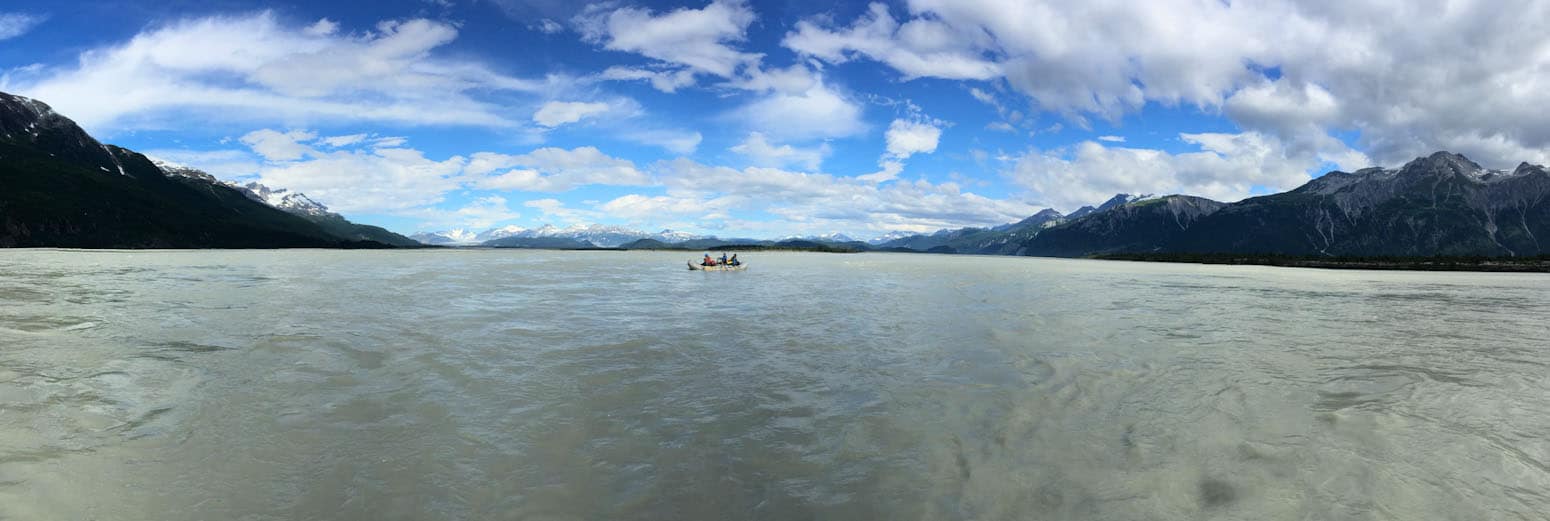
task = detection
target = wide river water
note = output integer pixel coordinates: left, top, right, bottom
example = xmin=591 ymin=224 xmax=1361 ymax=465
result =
xmin=1 ymin=249 xmax=1548 ymax=520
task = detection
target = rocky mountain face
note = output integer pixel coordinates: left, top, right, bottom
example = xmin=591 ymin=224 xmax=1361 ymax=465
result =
xmin=1171 ymin=152 xmax=1550 ymax=256
xmin=0 ymin=91 xmax=412 ymax=248
xmin=877 ymin=153 xmax=1550 ymax=259
xmin=874 ymin=207 xmax=1068 ymax=254
xmin=1020 ymin=195 xmax=1227 ymax=256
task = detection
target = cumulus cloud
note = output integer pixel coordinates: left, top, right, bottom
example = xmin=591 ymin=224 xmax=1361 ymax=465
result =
xmin=468 ymin=146 xmax=651 ymax=192
xmin=161 ymin=129 xmax=1044 ymax=237
xmin=784 ymin=3 xmax=999 ymax=81
xmin=884 ymin=119 xmax=942 ymax=159
xmin=240 ymin=129 xmax=318 ymax=161
xmin=786 ymin=0 xmax=1550 ymax=168
xmin=0 ymin=12 xmax=46 ymax=41
xmin=575 ymin=0 xmax=757 ymax=81
xmin=532 ymin=101 xmax=611 ymax=127
xmin=255 ymin=145 xmax=467 ymax=213
xmin=730 ymin=132 xmax=829 ymax=170
xmin=523 ymin=198 xmax=602 ymax=224
xmin=737 ymin=77 xmax=865 ymax=140
xmin=407 ymin=196 xmax=522 ymax=230
xmin=1005 ymin=131 xmax=1361 ymax=212
xmin=595 ymin=158 xmax=1039 ymax=235
xmin=4 ymin=13 xmax=548 ymax=132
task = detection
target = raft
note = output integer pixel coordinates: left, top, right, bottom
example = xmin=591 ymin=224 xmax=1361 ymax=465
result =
xmin=688 ymin=261 xmax=748 ymax=271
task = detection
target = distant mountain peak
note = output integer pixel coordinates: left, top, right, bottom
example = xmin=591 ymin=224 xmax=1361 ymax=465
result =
xmin=1095 ymin=193 xmax=1154 ymax=213
xmin=1 ymin=91 xmax=129 ymax=177
xmin=781 ymin=232 xmax=856 ymax=243
xmin=1409 ymin=151 xmax=1485 ymax=178
xmin=413 ymin=223 xmax=705 ymax=247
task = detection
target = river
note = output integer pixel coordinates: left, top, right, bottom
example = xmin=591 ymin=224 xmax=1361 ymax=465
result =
xmin=2 ymin=249 xmax=1547 ymax=520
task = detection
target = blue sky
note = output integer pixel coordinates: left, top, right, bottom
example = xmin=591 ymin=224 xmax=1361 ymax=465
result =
xmin=3 ymin=0 xmax=1549 ymax=239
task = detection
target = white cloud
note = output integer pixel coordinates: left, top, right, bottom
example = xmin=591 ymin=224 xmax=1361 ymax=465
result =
xmin=240 ymin=129 xmax=318 ymax=161
xmin=372 ymin=136 xmax=408 ymax=148
xmin=469 ymin=146 xmax=650 ymax=192
xmin=737 ymin=77 xmax=865 ymax=140
xmin=254 ymin=145 xmax=467 ymax=213
xmin=163 ymin=129 xmax=1042 ymax=239
xmin=784 ymin=3 xmax=999 ymax=81
xmin=600 ymin=193 xmax=738 ymax=221
xmin=532 ymin=101 xmax=611 ymax=127
xmin=535 ymin=19 xmax=564 ymax=34
xmin=0 ymin=13 xmax=45 ymax=41
xmin=597 ymin=66 xmax=697 ymax=93
xmin=6 ymin=12 xmax=549 ymax=132
xmin=1097 ymin=135 xmax=1125 ymax=143
xmin=303 ymin=18 xmax=338 ymax=37
xmin=524 ymin=198 xmax=601 ymax=224
xmin=143 ymin=149 xmax=262 ymax=180
xmin=787 ymin=0 xmax=1550 ymax=168
xmin=968 ymin=87 xmax=999 ymax=108
xmin=598 ymin=158 xmax=1039 ymax=236
xmin=576 ymin=0 xmax=757 ymax=80
xmin=319 ymin=133 xmax=369 ymax=148
xmin=857 ymin=160 xmax=904 ymax=183
xmin=1005 ymin=132 xmax=1357 ymax=212
xmin=408 ymin=196 xmax=521 ymax=230
xmin=730 ymin=132 xmax=829 ymax=170
xmin=884 ymin=119 xmax=941 ymax=159
xmin=620 ymin=129 xmax=703 ymax=155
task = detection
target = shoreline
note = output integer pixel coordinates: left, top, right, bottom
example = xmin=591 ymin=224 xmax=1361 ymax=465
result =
xmin=1090 ymin=253 xmax=1550 ymax=273
xmin=6 ymin=246 xmax=1549 ymax=272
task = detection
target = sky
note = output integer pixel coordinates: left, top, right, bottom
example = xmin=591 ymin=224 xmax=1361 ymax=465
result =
xmin=2 ymin=0 xmax=1549 ymax=239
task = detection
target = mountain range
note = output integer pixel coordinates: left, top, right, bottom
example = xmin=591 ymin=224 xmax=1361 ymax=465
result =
xmin=5 ymin=90 xmax=1548 ymax=258
xmin=0 ymin=91 xmax=415 ymax=248
xmin=409 ymin=225 xmax=706 ymax=248
xmin=864 ymin=153 xmax=1550 ymax=257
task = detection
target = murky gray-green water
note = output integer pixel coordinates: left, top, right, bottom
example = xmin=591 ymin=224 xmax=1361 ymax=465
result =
xmin=1 ymin=250 xmax=1548 ymax=520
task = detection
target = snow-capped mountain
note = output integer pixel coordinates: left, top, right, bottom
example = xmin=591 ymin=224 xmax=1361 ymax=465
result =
xmin=242 ymin=182 xmax=331 ymax=217
xmin=781 ymin=232 xmax=858 ymax=243
xmin=653 ymin=229 xmax=705 ymax=243
xmin=410 ymin=229 xmax=480 ymax=245
xmin=151 ymin=158 xmax=334 ymax=218
xmin=474 ymin=225 xmax=527 ymax=243
xmin=867 ymin=231 xmax=919 ymax=245
xmin=411 ymin=224 xmax=707 ymax=247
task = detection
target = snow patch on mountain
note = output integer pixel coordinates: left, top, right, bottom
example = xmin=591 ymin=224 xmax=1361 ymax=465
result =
xmin=148 ymin=158 xmax=335 ymax=218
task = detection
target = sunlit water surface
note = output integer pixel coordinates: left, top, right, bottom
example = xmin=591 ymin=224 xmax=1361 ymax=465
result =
xmin=2 ymin=249 xmax=1548 ymax=520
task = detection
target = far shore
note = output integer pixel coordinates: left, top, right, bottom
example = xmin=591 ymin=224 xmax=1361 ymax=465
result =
xmin=8 ymin=246 xmax=1550 ymax=273
xmin=1091 ymin=253 xmax=1550 ymax=273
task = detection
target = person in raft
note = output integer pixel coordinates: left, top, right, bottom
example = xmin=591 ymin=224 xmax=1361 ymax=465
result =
xmin=720 ymin=252 xmax=729 ymax=265
xmin=729 ymin=254 xmax=740 ymax=266
xmin=702 ymin=254 xmax=717 ymax=266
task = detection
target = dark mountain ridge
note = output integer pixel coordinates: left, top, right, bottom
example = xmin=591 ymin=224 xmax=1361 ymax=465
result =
xmin=879 ymin=153 xmax=1550 ymax=259
xmin=0 ymin=91 xmax=413 ymax=249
